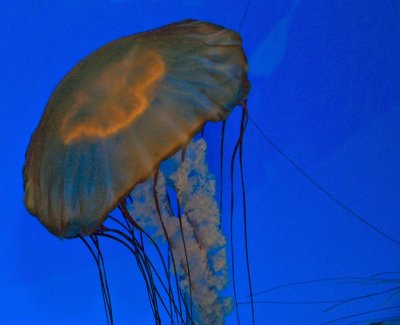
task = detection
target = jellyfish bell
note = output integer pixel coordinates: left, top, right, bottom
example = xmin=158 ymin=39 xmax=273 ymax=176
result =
xmin=23 ymin=19 xmax=249 ymax=238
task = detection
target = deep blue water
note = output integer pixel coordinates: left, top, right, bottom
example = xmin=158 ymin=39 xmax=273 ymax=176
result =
xmin=1 ymin=0 xmax=399 ymax=324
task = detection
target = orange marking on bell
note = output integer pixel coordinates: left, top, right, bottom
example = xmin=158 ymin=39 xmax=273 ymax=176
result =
xmin=60 ymin=51 xmax=165 ymax=144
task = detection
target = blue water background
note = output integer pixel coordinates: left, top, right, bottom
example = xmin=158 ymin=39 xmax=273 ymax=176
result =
xmin=1 ymin=0 xmax=399 ymax=324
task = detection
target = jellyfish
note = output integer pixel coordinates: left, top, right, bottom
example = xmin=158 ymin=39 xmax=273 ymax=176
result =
xmin=23 ymin=19 xmax=252 ymax=324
